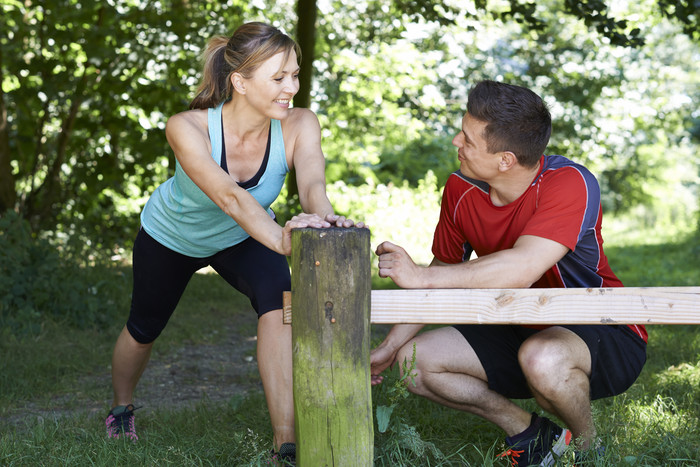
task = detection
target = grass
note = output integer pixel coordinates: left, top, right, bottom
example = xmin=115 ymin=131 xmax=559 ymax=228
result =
xmin=1 ymin=228 xmax=699 ymax=466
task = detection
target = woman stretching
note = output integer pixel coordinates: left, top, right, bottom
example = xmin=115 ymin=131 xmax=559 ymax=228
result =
xmin=104 ymin=22 xmax=363 ymax=464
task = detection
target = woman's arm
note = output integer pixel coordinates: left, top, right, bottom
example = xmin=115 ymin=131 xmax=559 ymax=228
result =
xmin=288 ymin=109 xmax=363 ymax=228
xmin=166 ymin=111 xmax=329 ymax=255
xmin=288 ymin=109 xmax=332 ymax=215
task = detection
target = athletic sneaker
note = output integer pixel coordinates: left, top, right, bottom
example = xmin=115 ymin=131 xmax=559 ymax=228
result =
xmin=269 ymin=442 xmax=296 ymax=465
xmin=105 ymin=404 xmax=139 ymax=441
xmin=498 ymin=412 xmax=572 ymax=466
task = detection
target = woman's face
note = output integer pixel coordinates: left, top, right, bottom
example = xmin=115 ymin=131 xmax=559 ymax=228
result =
xmin=243 ymin=49 xmax=300 ymax=119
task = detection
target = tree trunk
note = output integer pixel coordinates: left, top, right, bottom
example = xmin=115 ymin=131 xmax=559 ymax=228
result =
xmin=287 ymin=0 xmax=318 ymax=207
xmin=0 ymin=41 xmax=17 ymax=213
xmin=294 ymin=0 xmax=317 ymax=111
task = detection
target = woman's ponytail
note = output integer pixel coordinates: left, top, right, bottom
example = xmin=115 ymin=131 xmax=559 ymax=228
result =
xmin=189 ymin=36 xmax=230 ymax=110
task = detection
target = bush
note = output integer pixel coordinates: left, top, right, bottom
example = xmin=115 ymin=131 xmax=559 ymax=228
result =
xmin=0 ymin=210 xmax=129 ymax=336
xmin=327 ymin=171 xmax=443 ymax=267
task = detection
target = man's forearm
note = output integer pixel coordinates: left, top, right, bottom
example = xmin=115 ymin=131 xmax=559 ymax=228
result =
xmin=422 ymin=251 xmax=535 ymax=289
xmin=423 ymin=236 xmax=569 ymax=289
xmin=381 ymin=324 xmax=425 ymax=353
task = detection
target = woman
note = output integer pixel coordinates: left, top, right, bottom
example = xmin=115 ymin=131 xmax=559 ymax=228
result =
xmin=104 ymin=22 xmax=363 ymax=463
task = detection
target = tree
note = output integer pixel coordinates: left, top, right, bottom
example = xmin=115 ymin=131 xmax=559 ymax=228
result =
xmin=1 ymin=0 xmax=697 ymax=251
xmin=0 ymin=39 xmax=14 ymax=212
xmin=0 ymin=0 xmax=253 ymax=248
xmin=286 ymin=0 xmax=318 ymax=202
xmin=297 ymin=0 xmax=698 ymax=216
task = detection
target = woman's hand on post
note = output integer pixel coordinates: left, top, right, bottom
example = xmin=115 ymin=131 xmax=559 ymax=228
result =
xmin=280 ymin=213 xmax=331 ymax=255
xmin=324 ymin=214 xmax=367 ymax=229
xmin=280 ymin=213 xmax=367 ymax=256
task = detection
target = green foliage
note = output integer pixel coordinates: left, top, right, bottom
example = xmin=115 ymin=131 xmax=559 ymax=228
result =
xmin=374 ymin=420 xmax=447 ymax=465
xmin=372 ymin=345 xmax=453 ymax=464
xmin=563 ymin=0 xmax=643 ymax=46
xmin=325 ymin=172 xmax=442 ymax=268
xmin=307 ymin=0 xmax=699 ymax=226
xmin=375 ymin=342 xmax=417 ymax=433
xmin=0 ymin=210 xmax=128 ymax=336
xmin=375 ymin=135 xmax=457 ymax=190
xmin=0 ymin=0 xmax=256 ymax=250
xmin=657 ymin=0 xmax=700 ymax=40
xmin=2 ymin=0 xmax=699 ymax=254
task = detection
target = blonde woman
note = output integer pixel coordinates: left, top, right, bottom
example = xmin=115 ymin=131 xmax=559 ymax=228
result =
xmin=105 ymin=22 xmax=362 ymax=464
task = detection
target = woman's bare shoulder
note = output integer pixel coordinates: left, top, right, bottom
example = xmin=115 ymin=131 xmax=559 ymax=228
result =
xmin=282 ymin=107 xmax=320 ymax=135
xmin=288 ymin=107 xmax=318 ymax=123
xmin=166 ymin=108 xmax=209 ymax=141
xmin=167 ymin=108 xmax=208 ymax=130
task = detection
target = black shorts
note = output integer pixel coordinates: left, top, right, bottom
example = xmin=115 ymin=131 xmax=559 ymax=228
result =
xmin=126 ymin=228 xmax=291 ymax=344
xmin=452 ymin=324 xmax=647 ymax=400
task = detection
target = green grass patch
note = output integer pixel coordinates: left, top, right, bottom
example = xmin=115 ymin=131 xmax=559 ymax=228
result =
xmin=1 ymin=224 xmax=699 ymax=464
xmin=605 ymin=232 xmax=700 ymax=287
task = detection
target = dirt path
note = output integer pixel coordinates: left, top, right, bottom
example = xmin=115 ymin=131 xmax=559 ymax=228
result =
xmin=3 ymin=321 xmax=262 ymax=427
xmin=129 ymin=325 xmax=262 ymax=409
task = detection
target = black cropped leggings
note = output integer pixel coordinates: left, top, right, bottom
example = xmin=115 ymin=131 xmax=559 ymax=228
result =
xmin=126 ymin=228 xmax=291 ymax=344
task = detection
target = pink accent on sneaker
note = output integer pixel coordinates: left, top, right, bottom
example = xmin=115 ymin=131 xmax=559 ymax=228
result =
xmin=105 ymin=405 xmax=138 ymax=441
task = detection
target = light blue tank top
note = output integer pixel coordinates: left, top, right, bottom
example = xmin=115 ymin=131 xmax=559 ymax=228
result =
xmin=140 ymin=102 xmax=289 ymax=257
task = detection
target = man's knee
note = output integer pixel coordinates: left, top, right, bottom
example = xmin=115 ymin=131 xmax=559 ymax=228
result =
xmin=519 ymin=335 xmax=589 ymax=395
xmin=519 ymin=337 xmax=569 ymax=380
xmin=396 ymin=341 xmax=417 ymax=373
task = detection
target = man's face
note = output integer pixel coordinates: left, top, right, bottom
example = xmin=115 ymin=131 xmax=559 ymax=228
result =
xmin=452 ymin=113 xmax=499 ymax=181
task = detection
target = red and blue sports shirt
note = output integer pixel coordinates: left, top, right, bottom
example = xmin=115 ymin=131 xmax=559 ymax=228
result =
xmin=432 ymin=155 xmax=647 ymax=342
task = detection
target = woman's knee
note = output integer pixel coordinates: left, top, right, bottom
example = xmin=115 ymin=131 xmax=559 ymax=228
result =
xmin=125 ymin=320 xmax=161 ymax=344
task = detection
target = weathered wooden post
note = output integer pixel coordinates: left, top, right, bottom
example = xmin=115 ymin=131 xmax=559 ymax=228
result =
xmin=290 ymin=227 xmax=373 ymax=466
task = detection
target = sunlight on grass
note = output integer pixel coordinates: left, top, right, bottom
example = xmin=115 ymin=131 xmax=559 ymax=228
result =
xmin=654 ymin=362 xmax=700 ymax=404
xmin=604 ymin=209 xmax=697 ymax=248
xmin=656 ymin=361 xmax=700 ymax=385
xmin=614 ymin=393 xmax=700 ymax=464
xmin=629 ymin=395 xmax=689 ymax=430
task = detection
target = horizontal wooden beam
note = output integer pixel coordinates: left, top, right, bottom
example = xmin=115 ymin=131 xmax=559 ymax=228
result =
xmin=283 ymin=287 xmax=700 ymax=325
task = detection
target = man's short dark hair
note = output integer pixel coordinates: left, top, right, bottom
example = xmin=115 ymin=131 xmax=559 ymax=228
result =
xmin=467 ymin=80 xmax=551 ymax=168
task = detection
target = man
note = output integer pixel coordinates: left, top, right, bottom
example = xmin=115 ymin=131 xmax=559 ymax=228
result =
xmin=370 ymin=80 xmax=647 ymax=466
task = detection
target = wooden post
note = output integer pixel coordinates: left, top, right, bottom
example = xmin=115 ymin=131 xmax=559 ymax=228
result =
xmin=290 ymin=227 xmax=373 ymax=466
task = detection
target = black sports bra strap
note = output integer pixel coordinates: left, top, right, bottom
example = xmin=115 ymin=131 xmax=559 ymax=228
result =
xmin=219 ymin=112 xmax=271 ymax=189
xmin=220 ymin=113 xmax=228 ymax=173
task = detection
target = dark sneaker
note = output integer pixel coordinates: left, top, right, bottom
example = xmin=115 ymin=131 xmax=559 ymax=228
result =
xmin=498 ymin=413 xmax=572 ymax=466
xmin=269 ymin=442 xmax=296 ymax=465
xmin=105 ymin=404 xmax=139 ymax=441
